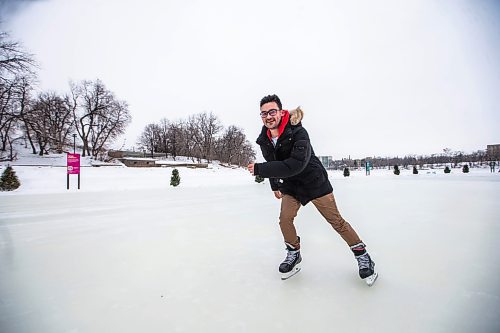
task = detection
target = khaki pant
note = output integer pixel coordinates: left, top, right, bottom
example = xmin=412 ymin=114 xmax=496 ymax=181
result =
xmin=279 ymin=193 xmax=362 ymax=249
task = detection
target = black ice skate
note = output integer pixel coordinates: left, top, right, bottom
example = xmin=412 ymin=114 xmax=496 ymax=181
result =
xmin=279 ymin=241 xmax=302 ymax=280
xmin=351 ymin=243 xmax=378 ymax=286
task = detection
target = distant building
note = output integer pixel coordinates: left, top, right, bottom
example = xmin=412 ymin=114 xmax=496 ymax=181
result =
xmin=118 ymin=157 xmax=208 ymax=168
xmin=119 ymin=158 xmax=157 ymax=167
xmin=487 ymin=144 xmax=500 ymax=158
xmin=318 ymin=156 xmax=333 ymax=169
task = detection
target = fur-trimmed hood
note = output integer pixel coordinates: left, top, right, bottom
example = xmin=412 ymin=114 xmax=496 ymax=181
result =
xmin=289 ymin=106 xmax=304 ymax=125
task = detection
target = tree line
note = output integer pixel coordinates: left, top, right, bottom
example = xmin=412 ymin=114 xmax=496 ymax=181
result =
xmin=138 ymin=112 xmax=256 ymax=167
xmin=1 ymin=31 xmax=256 ymax=165
xmin=0 ymin=31 xmax=131 ymax=160
xmin=330 ymin=149 xmax=493 ymax=170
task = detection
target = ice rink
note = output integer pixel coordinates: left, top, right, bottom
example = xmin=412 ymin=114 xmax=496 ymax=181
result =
xmin=1 ymin=166 xmax=499 ymax=332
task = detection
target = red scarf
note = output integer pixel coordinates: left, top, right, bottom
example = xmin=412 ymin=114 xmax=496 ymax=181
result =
xmin=267 ymin=110 xmax=290 ymax=141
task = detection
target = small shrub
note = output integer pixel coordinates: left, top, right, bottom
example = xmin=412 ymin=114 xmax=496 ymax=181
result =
xmin=170 ymin=168 xmax=181 ymax=186
xmin=462 ymin=165 xmax=469 ymax=173
xmin=0 ymin=165 xmax=21 ymax=191
xmin=343 ymin=167 xmax=350 ymax=177
xmin=255 ymin=175 xmax=265 ymax=183
xmin=444 ymin=166 xmax=451 ymax=174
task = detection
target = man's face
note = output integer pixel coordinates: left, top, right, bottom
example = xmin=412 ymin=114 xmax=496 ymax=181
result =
xmin=260 ymin=102 xmax=283 ymax=130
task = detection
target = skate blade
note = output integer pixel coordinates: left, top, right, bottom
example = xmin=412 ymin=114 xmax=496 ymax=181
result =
xmin=281 ymin=265 xmax=301 ymax=280
xmin=364 ymin=272 xmax=378 ymax=286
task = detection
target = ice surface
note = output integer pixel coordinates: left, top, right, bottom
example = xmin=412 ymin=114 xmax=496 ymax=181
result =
xmin=1 ymin=165 xmax=499 ymax=333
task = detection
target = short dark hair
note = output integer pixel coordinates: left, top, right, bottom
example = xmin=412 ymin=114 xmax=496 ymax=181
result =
xmin=260 ymin=94 xmax=282 ymax=110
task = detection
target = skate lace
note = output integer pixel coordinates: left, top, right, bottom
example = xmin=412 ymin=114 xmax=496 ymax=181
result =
xmin=356 ymin=253 xmax=371 ymax=270
xmin=284 ymin=251 xmax=298 ymax=265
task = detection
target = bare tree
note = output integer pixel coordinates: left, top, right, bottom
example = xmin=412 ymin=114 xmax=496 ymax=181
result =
xmin=218 ymin=126 xmax=256 ymax=166
xmin=0 ymin=74 xmax=37 ymax=159
xmin=89 ymin=99 xmax=130 ymax=158
xmin=138 ymin=112 xmax=256 ymax=167
xmin=27 ymin=91 xmax=74 ymax=155
xmin=167 ymin=120 xmax=183 ymax=160
xmin=237 ymin=139 xmax=256 ymax=166
xmin=0 ymin=31 xmax=36 ymax=160
xmin=26 ymin=98 xmax=50 ymax=156
xmin=70 ymin=79 xmax=131 ymax=158
xmin=216 ymin=125 xmax=246 ymax=165
xmin=15 ymin=75 xmax=38 ymax=154
xmin=139 ymin=123 xmax=161 ymax=158
xmin=192 ymin=112 xmax=222 ymax=163
xmin=0 ymin=31 xmax=36 ymax=83
xmin=0 ymin=77 xmax=16 ymax=153
xmin=183 ymin=115 xmax=199 ymax=162
xmin=156 ymin=118 xmax=170 ymax=157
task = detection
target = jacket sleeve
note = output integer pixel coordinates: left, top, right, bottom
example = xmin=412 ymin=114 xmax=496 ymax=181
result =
xmin=254 ymin=128 xmax=311 ymax=179
xmin=269 ymin=178 xmax=280 ymax=191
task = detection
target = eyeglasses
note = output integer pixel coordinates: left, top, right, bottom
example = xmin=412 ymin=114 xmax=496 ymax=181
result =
xmin=260 ymin=109 xmax=279 ymax=118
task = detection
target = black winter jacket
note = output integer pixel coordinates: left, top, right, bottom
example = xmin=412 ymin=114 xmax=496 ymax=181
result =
xmin=254 ymin=116 xmax=333 ymax=205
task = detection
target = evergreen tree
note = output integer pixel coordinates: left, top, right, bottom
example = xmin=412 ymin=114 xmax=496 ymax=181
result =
xmin=170 ymin=168 xmax=181 ymax=187
xmin=462 ymin=165 xmax=469 ymax=173
xmin=413 ymin=166 xmax=418 ymax=174
xmin=255 ymin=175 xmax=265 ymax=183
xmin=444 ymin=166 xmax=451 ymax=174
xmin=0 ymin=166 xmax=21 ymax=191
xmin=343 ymin=167 xmax=350 ymax=177
xmin=394 ymin=165 xmax=400 ymax=175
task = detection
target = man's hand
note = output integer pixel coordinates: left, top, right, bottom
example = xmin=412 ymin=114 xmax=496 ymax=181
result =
xmin=247 ymin=163 xmax=255 ymax=176
xmin=273 ymin=191 xmax=283 ymax=199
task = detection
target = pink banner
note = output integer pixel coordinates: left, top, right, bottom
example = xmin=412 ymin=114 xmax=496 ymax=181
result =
xmin=67 ymin=153 xmax=80 ymax=174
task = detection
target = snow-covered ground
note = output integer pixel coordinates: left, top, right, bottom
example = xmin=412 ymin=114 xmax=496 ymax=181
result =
xmin=1 ymin=157 xmax=499 ymax=333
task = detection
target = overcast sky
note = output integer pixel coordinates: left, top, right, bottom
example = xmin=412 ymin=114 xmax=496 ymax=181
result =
xmin=1 ymin=0 xmax=499 ymax=159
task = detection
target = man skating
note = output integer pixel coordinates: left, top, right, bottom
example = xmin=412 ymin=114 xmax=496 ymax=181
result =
xmin=247 ymin=94 xmax=377 ymax=286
